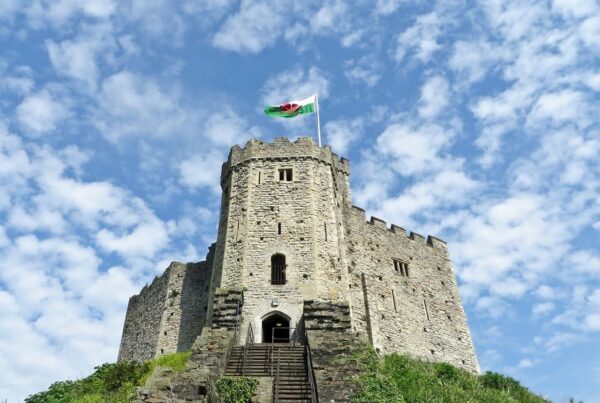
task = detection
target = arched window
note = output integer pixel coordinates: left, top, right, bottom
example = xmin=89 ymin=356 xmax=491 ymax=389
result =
xmin=271 ymin=254 xmax=286 ymax=285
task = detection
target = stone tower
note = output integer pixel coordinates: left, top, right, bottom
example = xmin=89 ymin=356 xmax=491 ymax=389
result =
xmin=207 ymin=137 xmax=353 ymax=342
xmin=118 ymin=136 xmax=479 ymax=382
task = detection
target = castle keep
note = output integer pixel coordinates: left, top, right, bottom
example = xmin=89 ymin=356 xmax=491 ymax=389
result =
xmin=119 ymin=136 xmax=479 ymax=401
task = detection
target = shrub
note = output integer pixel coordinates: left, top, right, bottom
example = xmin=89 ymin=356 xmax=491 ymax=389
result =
xmin=480 ymin=371 xmax=522 ymax=391
xmin=215 ymin=377 xmax=259 ymax=403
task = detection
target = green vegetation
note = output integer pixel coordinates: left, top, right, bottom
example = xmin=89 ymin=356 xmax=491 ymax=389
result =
xmin=351 ymin=348 xmax=549 ymax=403
xmin=25 ymin=352 xmax=190 ymax=403
xmin=215 ymin=377 xmax=259 ymax=403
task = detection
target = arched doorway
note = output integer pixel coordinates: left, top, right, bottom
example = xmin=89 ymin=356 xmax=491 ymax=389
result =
xmin=262 ymin=313 xmax=290 ymax=343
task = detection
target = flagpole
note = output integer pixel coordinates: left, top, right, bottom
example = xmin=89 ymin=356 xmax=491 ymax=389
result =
xmin=315 ymin=92 xmax=322 ymax=147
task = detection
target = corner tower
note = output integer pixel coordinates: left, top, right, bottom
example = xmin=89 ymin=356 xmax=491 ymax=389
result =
xmin=207 ymin=137 xmax=352 ymax=342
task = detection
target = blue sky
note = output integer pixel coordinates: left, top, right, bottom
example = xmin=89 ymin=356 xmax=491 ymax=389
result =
xmin=0 ymin=0 xmax=598 ymax=401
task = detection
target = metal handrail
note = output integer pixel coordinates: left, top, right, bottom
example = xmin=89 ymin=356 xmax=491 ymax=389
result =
xmin=274 ymin=347 xmax=281 ymax=403
xmin=241 ymin=323 xmax=254 ymax=375
xmin=305 ymin=344 xmax=318 ymax=403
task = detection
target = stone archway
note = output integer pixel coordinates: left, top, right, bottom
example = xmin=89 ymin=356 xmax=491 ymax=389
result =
xmin=262 ymin=312 xmax=290 ymax=343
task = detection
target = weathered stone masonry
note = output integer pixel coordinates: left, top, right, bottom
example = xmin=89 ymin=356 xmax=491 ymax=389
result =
xmin=118 ymin=245 xmax=214 ymax=362
xmin=119 ymin=136 xmax=479 ymax=380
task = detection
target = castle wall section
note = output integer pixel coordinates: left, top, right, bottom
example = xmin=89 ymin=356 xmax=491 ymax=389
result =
xmin=118 ymin=272 xmax=169 ymax=362
xmin=343 ymin=206 xmax=480 ymax=373
xmin=118 ymin=249 xmax=214 ymax=362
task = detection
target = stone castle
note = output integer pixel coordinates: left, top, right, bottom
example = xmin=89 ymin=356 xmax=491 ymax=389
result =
xmin=118 ymin=136 xmax=479 ymax=401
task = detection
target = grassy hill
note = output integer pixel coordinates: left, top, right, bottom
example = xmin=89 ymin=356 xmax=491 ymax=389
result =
xmin=25 ymin=349 xmax=551 ymax=403
xmin=350 ymin=348 xmax=550 ymax=403
xmin=24 ymin=352 xmax=190 ymax=403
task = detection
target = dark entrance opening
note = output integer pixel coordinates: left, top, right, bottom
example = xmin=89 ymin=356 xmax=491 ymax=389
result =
xmin=262 ymin=313 xmax=290 ymax=343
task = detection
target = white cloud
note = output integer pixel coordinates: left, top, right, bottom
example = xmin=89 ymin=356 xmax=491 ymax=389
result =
xmin=395 ymin=12 xmax=442 ymax=64
xmin=261 ymin=66 xmax=330 ymax=105
xmin=579 ymin=15 xmax=600 ymax=48
xmin=178 ymin=150 xmax=224 ymax=192
xmin=15 ymin=0 xmax=115 ymax=29
xmin=213 ymin=1 xmax=285 ymax=53
xmin=375 ymin=169 xmax=477 ymax=228
xmin=449 ymin=40 xmax=507 ymax=85
xmin=324 ymin=118 xmax=363 ymax=155
xmin=16 ymin=90 xmax=69 ymax=135
xmin=517 ymin=358 xmax=534 ymax=369
xmin=93 ymin=71 xmax=194 ymax=143
xmin=527 ymin=90 xmax=590 ymax=128
xmin=535 ymin=285 xmax=558 ymax=300
xmin=375 ymin=123 xmax=455 ymax=176
xmin=418 ymin=75 xmax=449 ymax=119
xmin=552 ymin=0 xmax=598 ymax=19
xmin=344 ymin=56 xmax=382 ymax=87
xmin=532 ymin=302 xmax=555 ymax=317
xmin=96 ymin=218 xmax=169 ymax=259
xmin=46 ymin=25 xmax=115 ymax=90
xmin=204 ymin=109 xmax=261 ymax=147
xmin=375 ymin=0 xmax=401 ymax=15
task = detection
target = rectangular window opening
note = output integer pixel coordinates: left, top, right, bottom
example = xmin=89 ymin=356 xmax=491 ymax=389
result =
xmin=278 ymin=168 xmax=293 ymax=181
xmin=392 ymin=289 xmax=397 ymax=312
xmin=393 ymin=259 xmax=409 ymax=276
xmin=278 ymin=222 xmax=282 ymax=235
xmin=258 ymin=171 xmax=262 ymax=184
xmin=324 ymin=223 xmax=328 ymax=241
xmin=423 ymin=299 xmax=430 ymax=321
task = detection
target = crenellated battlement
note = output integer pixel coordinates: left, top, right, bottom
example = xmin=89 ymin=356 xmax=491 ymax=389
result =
xmin=348 ymin=205 xmax=447 ymax=251
xmin=224 ymin=136 xmax=350 ymax=177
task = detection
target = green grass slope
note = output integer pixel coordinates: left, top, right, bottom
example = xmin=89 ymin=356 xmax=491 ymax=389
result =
xmin=350 ymin=348 xmax=550 ymax=403
xmin=24 ymin=352 xmax=190 ymax=403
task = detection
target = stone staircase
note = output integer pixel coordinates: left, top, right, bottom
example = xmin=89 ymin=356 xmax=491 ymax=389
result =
xmin=225 ymin=344 xmax=312 ymax=402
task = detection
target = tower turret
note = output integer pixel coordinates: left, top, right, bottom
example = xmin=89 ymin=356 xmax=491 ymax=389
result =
xmin=207 ymin=136 xmax=352 ymax=342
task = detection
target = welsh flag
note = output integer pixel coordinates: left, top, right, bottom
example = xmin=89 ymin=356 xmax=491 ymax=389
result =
xmin=264 ymin=94 xmax=316 ymax=118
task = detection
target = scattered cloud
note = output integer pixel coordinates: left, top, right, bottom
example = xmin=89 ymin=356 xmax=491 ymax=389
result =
xmin=395 ymin=12 xmax=443 ymax=64
xmin=261 ymin=66 xmax=330 ymax=105
xmin=93 ymin=71 xmax=194 ymax=143
xmin=213 ymin=1 xmax=286 ymax=53
xmin=324 ymin=118 xmax=363 ymax=155
xmin=16 ymin=89 xmax=70 ymax=135
xmin=418 ymin=75 xmax=449 ymax=119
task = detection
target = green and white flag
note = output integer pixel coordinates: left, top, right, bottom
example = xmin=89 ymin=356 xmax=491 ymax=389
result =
xmin=264 ymin=94 xmax=316 ymax=118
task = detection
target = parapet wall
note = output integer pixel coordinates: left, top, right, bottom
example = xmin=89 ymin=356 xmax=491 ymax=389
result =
xmin=343 ymin=205 xmax=479 ymax=373
xmin=118 ymin=246 xmax=214 ymax=362
xmin=225 ymin=137 xmax=350 ymax=179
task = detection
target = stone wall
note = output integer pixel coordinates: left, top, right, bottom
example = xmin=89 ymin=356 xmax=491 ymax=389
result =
xmin=304 ymin=300 xmax=364 ymax=403
xmin=118 ymin=271 xmax=169 ymax=362
xmin=118 ymin=247 xmax=214 ymax=362
xmin=343 ymin=206 xmax=480 ymax=373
